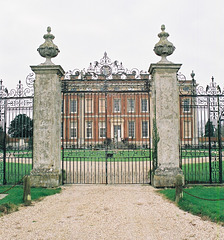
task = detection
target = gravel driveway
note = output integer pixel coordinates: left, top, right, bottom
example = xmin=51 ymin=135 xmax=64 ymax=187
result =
xmin=0 ymin=185 xmax=223 ymax=240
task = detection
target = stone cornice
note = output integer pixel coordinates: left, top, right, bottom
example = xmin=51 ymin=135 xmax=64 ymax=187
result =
xmin=148 ymin=63 xmax=182 ymax=75
xmin=30 ymin=65 xmax=65 ymax=77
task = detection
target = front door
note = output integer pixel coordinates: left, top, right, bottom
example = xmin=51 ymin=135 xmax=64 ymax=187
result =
xmin=114 ymin=125 xmax=121 ymax=142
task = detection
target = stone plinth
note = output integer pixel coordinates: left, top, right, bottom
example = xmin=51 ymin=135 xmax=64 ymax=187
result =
xmin=153 ymin=167 xmax=184 ymax=188
xmin=30 ymin=65 xmax=65 ymax=188
xmin=149 ymin=63 xmax=184 ymax=187
xmin=30 ymin=168 xmax=61 ymax=188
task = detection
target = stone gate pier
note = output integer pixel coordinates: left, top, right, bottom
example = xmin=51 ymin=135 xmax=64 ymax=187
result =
xmin=30 ymin=27 xmax=64 ymax=187
xmin=149 ymin=25 xmax=184 ymax=187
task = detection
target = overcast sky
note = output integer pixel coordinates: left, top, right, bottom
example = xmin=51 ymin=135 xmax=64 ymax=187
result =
xmin=0 ymin=0 xmax=223 ymax=90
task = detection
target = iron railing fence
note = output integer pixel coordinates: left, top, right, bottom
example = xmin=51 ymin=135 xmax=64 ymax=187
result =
xmin=0 ymin=76 xmax=34 ymax=185
xmin=179 ymin=76 xmax=224 ymax=184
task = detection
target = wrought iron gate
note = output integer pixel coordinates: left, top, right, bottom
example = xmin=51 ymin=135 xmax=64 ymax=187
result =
xmin=0 ymin=76 xmax=34 ymax=185
xmin=61 ymin=53 xmax=151 ymax=184
xmin=179 ymin=74 xmax=224 ymax=184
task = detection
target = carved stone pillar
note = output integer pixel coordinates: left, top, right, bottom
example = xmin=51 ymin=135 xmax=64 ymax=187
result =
xmin=149 ymin=25 xmax=184 ymax=187
xmin=30 ymin=27 xmax=65 ymax=187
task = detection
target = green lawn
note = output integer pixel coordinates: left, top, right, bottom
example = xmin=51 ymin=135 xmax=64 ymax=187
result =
xmin=159 ymin=186 xmax=224 ymax=224
xmin=14 ymin=147 xmax=224 ymax=160
xmin=181 ymin=148 xmax=224 ymax=183
xmin=181 ymin=148 xmax=224 ymax=158
xmin=0 ymin=186 xmax=61 ymax=215
xmin=62 ymin=149 xmax=151 ymax=162
xmin=8 ymin=147 xmax=224 ymax=159
xmin=182 ymin=161 xmax=224 ymax=183
xmin=2 ymin=162 xmax=32 ymax=185
xmin=13 ymin=149 xmax=151 ymax=161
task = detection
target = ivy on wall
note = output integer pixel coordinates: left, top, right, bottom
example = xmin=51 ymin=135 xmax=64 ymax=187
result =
xmin=152 ymin=117 xmax=160 ymax=174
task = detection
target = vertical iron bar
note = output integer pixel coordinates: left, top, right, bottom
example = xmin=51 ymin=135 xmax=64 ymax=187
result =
xmin=105 ymin=92 xmax=108 ymax=184
xmin=61 ymin=92 xmax=65 ymax=184
xmin=208 ymin=97 xmax=212 ymax=183
xmin=83 ymin=93 xmax=86 ymax=184
xmin=218 ymin=117 xmax=223 ymax=183
xmin=148 ymin=91 xmax=151 ymax=184
xmin=3 ymin=116 xmax=7 ymax=185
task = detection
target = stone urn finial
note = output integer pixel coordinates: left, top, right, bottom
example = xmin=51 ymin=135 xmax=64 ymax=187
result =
xmin=37 ymin=26 xmax=60 ymax=65
xmin=153 ymin=25 xmax=175 ymax=63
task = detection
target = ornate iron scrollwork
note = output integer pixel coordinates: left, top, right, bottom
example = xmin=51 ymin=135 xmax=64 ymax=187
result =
xmin=0 ymin=77 xmax=34 ymax=119
xmin=179 ymin=72 xmax=224 ymax=123
xmin=0 ymin=74 xmax=34 ymax=99
xmin=26 ymin=72 xmax=35 ymax=89
xmin=179 ymin=71 xmax=224 ymax=97
xmin=64 ymin=52 xmax=148 ymax=80
xmin=0 ymin=79 xmax=8 ymax=98
xmin=178 ymin=71 xmax=195 ymax=95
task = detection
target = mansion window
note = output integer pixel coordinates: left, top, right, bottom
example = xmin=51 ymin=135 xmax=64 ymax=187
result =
xmin=183 ymin=99 xmax=190 ymax=113
xmin=99 ymin=121 xmax=106 ymax=138
xmin=70 ymin=122 xmax=77 ymax=138
xmin=141 ymin=99 xmax=148 ymax=112
xmin=142 ymin=121 xmax=148 ymax=138
xmin=183 ymin=120 xmax=191 ymax=139
xmin=85 ymin=99 xmax=93 ymax=113
xmin=128 ymin=121 xmax=135 ymax=138
xmin=114 ymin=99 xmax=121 ymax=113
xmin=86 ymin=121 xmax=92 ymax=138
xmin=128 ymin=99 xmax=135 ymax=113
xmin=99 ymin=99 xmax=105 ymax=113
xmin=70 ymin=99 xmax=77 ymax=113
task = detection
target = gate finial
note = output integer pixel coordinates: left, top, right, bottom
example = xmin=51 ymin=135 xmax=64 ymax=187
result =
xmin=153 ymin=25 xmax=175 ymax=63
xmin=37 ymin=27 xmax=60 ymax=65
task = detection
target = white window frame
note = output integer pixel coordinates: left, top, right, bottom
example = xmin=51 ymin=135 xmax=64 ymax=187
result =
xmin=113 ymin=99 xmax=121 ymax=113
xmin=85 ymin=99 xmax=93 ymax=113
xmin=86 ymin=121 xmax=93 ymax=139
xmin=99 ymin=121 xmax=106 ymax=138
xmin=128 ymin=121 xmax=135 ymax=138
xmin=141 ymin=99 xmax=148 ymax=112
xmin=183 ymin=120 xmax=192 ymax=139
xmin=99 ymin=98 xmax=106 ymax=113
xmin=128 ymin=99 xmax=135 ymax=113
xmin=70 ymin=99 xmax=77 ymax=113
xmin=70 ymin=121 xmax=77 ymax=139
xmin=142 ymin=121 xmax=148 ymax=138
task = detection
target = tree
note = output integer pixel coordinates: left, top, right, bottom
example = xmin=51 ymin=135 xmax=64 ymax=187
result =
xmin=214 ymin=121 xmax=224 ymax=138
xmin=204 ymin=119 xmax=215 ymax=137
xmin=8 ymin=114 xmax=33 ymax=138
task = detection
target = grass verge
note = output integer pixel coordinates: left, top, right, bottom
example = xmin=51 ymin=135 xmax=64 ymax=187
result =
xmin=182 ymin=161 xmax=224 ymax=183
xmin=159 ymin=186 xmax=224 ymax=225
xmin=4 ymin=162 xmax=32 ymax=185
xmin=0 ymin=186 xmax=61 ymax=216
